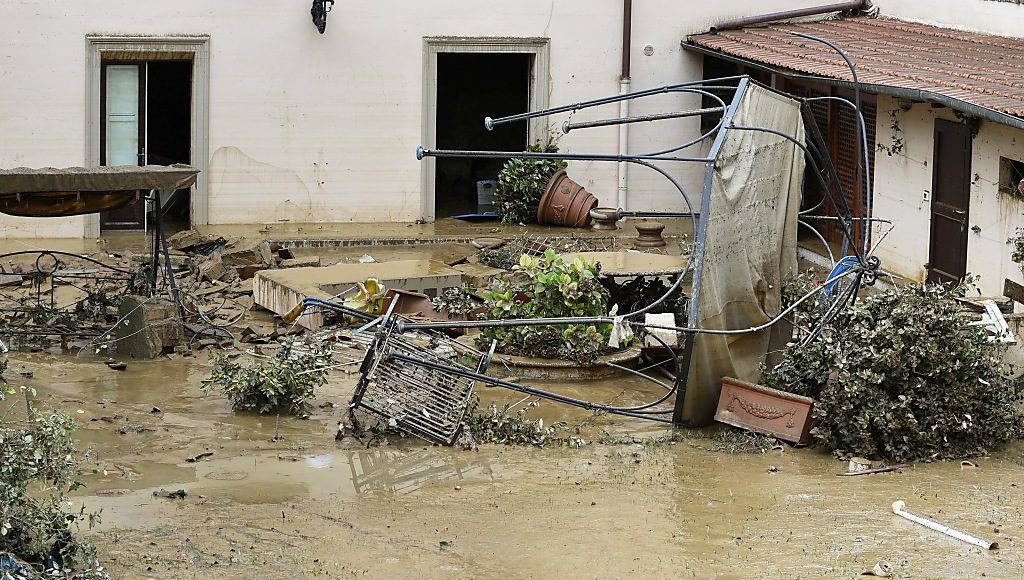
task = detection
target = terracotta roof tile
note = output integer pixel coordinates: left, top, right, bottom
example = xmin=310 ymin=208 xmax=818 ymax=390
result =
xmin=686 ymin=16 xmax=1024 ymax=119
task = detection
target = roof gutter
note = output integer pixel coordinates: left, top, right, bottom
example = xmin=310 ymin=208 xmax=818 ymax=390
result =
xmin=682 ymin=42 xmax=1024 ymax=132
xmin=710 ymin=1 xmax=867 ymax=33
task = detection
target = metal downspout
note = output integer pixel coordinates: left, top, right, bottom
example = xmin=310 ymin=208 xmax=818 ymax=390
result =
xmin=618 ymin=0 xmax=632 ymax=211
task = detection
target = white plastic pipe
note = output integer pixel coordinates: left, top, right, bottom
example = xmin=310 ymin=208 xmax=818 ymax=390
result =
xmin=617 ymin=78 xmax=630 ymax=211
xmin=892 ymin=500 xmax=998 ymax=550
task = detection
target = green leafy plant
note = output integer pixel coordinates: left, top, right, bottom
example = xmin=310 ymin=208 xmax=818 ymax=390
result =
xmin=478 ymin=249 xmax=620 ymax=364
xmin=431 ymin=284 xmax=478 ymax=317
xmin=464 ymin=396 xmax=565 ymax=446
xmin=202 ymin=340 xmax=332 ymax=416
xmin=494 ymin=143 xmax=566 ymax=224
xmin=763 ymin=281 xmax=1022 ymax=462
xmin=1008 ymin=228 xmax=1024 ymax=277
xmin=1 ymin=380 xmax=107 ymax=578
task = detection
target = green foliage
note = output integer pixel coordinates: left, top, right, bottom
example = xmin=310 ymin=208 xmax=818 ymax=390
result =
xmin=763 ymin=282 xmax=1023 ymax=462
xmin=478 ymin=249 xmax=617 ymax=364
xmin=477 ymin=245 xmax=522 ymax=271
xmin=464 ymin=396 xmax=564 ymax=446
xmin=431 ymin=284 xmax=478 ymax=317
xmin=494 ymin=143 xmax=566 ymax=224
xmin=1008 ymin=228 xmax=1024 ymax=277
xmin=1 ymin=383 xmax=107 ymax=578
xmin=203 ymin=340 xmax=332 ymax=416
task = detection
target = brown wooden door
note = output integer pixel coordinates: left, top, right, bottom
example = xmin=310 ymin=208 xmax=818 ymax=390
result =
xmin=927 ymin=119 xmax=972 ymax=283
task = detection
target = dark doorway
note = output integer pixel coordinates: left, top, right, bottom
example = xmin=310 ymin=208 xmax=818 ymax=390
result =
xmin=927 ymin=119 xmax=972 ymax=284
xmin=100 ymin=60 xmax=192 ymax=231
xmin=435 ymin=53 xmax=530 ymax=218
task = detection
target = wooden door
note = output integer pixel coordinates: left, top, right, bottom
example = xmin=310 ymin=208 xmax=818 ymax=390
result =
xmin=927 ymin=119 xmax=972 ymax=283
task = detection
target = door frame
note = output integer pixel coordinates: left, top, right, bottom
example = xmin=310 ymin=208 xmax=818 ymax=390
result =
xmin=927 ymin=118 xmax=973 ymax=283
xmin=421 ymin=37 xmax=550 ymax=222
xmin=85 ymin=35 xmax=210 ymax=236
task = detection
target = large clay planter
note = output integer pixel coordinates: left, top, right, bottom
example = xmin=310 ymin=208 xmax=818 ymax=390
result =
xmin=714 ymin=376 xmax=816 ymax=444
xmin=537 ymin=169 xmax=598 ymax=227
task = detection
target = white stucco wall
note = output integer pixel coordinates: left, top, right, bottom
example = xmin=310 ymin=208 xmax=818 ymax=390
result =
xmin=871 ymin=95 xmax=1024 ymax=296
xmin=0 ymin=0 xmax=833 ymax=237
xmin=880 ymin=0 xmax=1024 ymax=38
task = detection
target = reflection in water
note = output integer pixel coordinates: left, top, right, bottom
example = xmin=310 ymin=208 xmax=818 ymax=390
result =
xmin=347 ymin=448 xmax=493 ymax=494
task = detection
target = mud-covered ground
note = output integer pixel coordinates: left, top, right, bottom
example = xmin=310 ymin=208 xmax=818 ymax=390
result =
xmin=3 ymin=350 xmax=1023 ymax=579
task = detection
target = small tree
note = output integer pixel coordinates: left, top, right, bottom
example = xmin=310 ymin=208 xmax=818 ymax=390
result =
xmin=764 ymin=282 xmax=1023 ymax=462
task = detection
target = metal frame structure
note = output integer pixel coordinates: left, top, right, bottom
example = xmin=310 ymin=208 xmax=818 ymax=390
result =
xmin=396 ymin=74 xmax=876 ymax=429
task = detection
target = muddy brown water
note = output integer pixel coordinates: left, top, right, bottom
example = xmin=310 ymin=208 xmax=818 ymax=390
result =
xmin=3 ymin=350 xmax=1023 ymax=578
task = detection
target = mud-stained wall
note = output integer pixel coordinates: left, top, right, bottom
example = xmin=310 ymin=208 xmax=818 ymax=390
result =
xmin=0 ymin=0 xmax=837 ymax=236
xmin=871 ymin=95 xmax=1024 ymax=296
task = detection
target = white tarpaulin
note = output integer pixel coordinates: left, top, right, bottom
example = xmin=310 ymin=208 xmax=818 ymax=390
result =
xmin=681 ymin=83 xmax=805 ymax=426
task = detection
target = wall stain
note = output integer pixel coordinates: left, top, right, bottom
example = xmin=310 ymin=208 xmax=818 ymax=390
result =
xmin=209 ymin=146 xmax=320 ymax=222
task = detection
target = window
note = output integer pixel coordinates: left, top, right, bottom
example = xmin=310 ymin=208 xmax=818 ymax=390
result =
xmin=999 ymin=157 xmax=1024 ymax=195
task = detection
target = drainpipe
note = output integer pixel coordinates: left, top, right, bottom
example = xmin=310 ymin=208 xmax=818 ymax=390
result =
xmin=710 ymin=0 xmax=867 ymax=33
xmin=618 ymin=0 xmax=632 ymax=211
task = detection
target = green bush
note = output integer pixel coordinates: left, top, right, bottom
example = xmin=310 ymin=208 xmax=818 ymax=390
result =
xmin=494 ymin=143 xmax=566 ymax=224
xmin=763 ymin=282 xmax=1023 ymax=462
xmin=478 ymin=249 xmax=617 ymax=364
xmin=203 ymin=340 xmax=332 ymax=416
xmin=1 ymin=382 xmax=107 ymax=577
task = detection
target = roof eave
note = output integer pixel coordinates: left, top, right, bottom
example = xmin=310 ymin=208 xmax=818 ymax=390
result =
xmin=682 ymin=40 xmax=1024 ymax=132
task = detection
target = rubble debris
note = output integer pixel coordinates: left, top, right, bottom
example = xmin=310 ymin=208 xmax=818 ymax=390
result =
xmin=220 ymin=238 xmax=274 ymax=268
xmin=167 ymin=230 xmax=223 ymax=254
xmin=105 ymin=361 xmax=127 ymax=371
xmin=116 ymin=424 xmax=156 ymax=435
xmin=153 ymin=489 xmax=188 ymax=499
xmin=862 ymin=561 xmax=893 ymax=577
xmin=185 ymin=452 xmax=214 ymax=463
xmin=837 ymin=464 xmax=908 ymax=477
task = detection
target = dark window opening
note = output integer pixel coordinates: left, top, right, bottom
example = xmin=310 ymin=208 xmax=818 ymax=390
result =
xmin=435 ymin=52 xmax=531 ymax=218
xmin=999 ymin=157 xmax=1024 ymax=195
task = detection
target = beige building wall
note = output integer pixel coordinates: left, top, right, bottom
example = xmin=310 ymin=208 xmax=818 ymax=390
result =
xmin=871 ymin=95 xmax=1024 ymax=296
xmin=881 ymin=0 xmax=1024 ymax=38
xmin=0 ymin=0 xmax=833 ymax=238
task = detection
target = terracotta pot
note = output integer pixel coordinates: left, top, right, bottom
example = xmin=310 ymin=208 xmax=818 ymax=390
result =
xmin=537 ymin=170 xmax=598 ymax=227
xmin=714 ymin=376 xmax=816 ymax=444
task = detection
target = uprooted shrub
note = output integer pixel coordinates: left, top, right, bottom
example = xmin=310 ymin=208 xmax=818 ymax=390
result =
xmin=478 ymin=249 xmax=621 ymax=364
xmin=1 ymin=382 xmax=108 ymax=578
xmin=463 ymin=396 xmax=565 ymax=447
xmin=202 ymin=340 xmax=332 ymax=417
xmin=763 ymin=281 xmax=1023 ymax=462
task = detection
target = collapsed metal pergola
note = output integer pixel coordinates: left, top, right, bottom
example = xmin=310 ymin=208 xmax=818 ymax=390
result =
xmin=348 ymin=72 xmax=881 ymax=442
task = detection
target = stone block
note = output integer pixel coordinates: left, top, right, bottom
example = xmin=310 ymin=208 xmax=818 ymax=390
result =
xmin=221 ymin=239 xmax=273 ymax=267
xmin=198 ymin=258 xmax=228 ymax=282
xmin=167 ymin=229 xmax=209 ymax=251
xmin=115 ymin=295 xmax=184 ymax=359
xmin=280 ymin=256 xmax=321 ymax=268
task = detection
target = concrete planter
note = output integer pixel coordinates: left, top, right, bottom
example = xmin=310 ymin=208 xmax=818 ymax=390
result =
xmin=714 ymin=376 xmax=815 ymax=444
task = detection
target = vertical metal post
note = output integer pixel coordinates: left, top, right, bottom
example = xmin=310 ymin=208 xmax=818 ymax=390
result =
xmin=671 ymin=77 xmax=750 ymax=424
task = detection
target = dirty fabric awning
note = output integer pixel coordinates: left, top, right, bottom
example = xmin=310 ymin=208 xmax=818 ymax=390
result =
xmin=0 ymin=164 xmax=198 ymax=217
xmin=686 ymin=16 xmax=1024 ymax=128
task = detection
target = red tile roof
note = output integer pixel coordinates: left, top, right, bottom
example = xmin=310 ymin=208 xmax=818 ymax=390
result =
xmin=686 ymin=16 xmax=1024 ymax=120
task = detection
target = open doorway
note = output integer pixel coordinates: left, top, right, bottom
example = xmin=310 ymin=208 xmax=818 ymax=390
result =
xmin=100 ymin=60 xmax=192 ymax=231
xmin=433 ymin=53 xmax=532 ymax=218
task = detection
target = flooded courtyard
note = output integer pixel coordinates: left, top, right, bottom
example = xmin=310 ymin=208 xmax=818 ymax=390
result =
xmin=4 ymin=350 xmax=1022 ymax=579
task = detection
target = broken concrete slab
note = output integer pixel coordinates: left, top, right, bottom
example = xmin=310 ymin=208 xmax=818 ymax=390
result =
xmin=115 ymin=295 xmax=183 ymax=359
xmin=168 ymin=229 xmax=210 ymax=251
xmin=253 ymin=260 xmax=464 ymax=330
xmin=221 ymin=238 xmax=274 ymax=268
xmin=198 ymin=257 xmax=230 ymax=282
xmin=280 ymin=256 xmax=321 ymax=269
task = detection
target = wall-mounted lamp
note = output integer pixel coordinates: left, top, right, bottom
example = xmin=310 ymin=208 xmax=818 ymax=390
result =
xmin=311 ymin=0 xmax=335 ymax=34
xmin=897 ymin=97 xmax=914 ymax=111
